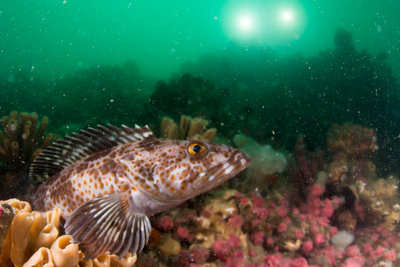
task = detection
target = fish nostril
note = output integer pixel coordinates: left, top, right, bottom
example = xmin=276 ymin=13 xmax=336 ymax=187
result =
xmin=234 ymin=151 xmax=248 ymax=161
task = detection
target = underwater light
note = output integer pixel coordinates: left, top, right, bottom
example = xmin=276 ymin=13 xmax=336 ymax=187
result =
xmin=281 ymin=10 xmax=294 ymax=23
xmin=221 ymin=0 xmax=307 ymax=46
xmin=237 ymin=15 xmax=254 ymax=31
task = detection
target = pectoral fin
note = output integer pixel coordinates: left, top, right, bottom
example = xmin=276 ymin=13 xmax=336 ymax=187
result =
xmin=64 ymin=193 xmax=151 ymax=259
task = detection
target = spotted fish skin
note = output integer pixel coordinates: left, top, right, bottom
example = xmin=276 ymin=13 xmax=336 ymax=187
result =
xmin=31 ymin=125 xmax=250 ymax=259
xmin=34 ymin=138 xmax=249 ymax=217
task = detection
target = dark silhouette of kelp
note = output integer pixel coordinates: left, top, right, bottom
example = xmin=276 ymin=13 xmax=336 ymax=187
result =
xmin=0 ymin=28 xmax=399 ymax=175
xmin=177 ymin=28 xmax=400 ymax=175
xmin=0 ymin=61 xmax=156 ymax=134
xmin=145 ymin=74 xmax=229 ymax=127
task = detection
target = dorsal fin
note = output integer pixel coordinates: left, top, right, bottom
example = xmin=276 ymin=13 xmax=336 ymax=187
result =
xmin=29 ymin=124 xmax=155 ymax=182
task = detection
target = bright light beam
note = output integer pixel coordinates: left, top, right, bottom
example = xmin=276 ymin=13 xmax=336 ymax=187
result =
xmin=221 ymin=1 xmax=307 ymax=46
xmin=281 ymin=10 xmax=294 ymax=23
xmin=237 ymin=15 xmax=254 ymax=31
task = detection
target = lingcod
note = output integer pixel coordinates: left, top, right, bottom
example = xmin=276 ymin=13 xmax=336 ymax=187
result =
xmin=30 ymin=124 xmax=250 ymax=259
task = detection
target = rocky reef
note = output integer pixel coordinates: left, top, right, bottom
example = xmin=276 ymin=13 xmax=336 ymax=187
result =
xmin=136 ymin=186 xmax=399 ymax=266
xmin=1 ymin=118 xmax=399 ymax=267
xmin=135 ymin=123 xmax=400 ymax=267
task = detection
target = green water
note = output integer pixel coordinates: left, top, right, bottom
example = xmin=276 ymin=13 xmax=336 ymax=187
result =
xmin=0 ymin=0 xmax=400 ymax=172
xmin=0 ymin=0 xmax=400 ymax=167
xmin=0 ymin=0 xmax=399 ymax=172
xmin=1 ymin=1 xmax=400 ymax=266
xmin=1 ymin=1 xmax=399 ymax=77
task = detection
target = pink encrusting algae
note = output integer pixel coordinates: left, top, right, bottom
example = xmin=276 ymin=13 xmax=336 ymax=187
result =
xmin=137 ymin=180 xmax=400 ymax=266
xmin=134 ymin=123 xmax=400 ymax=266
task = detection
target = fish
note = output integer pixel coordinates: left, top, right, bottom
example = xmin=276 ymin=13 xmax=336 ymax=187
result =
xmin=30 ymin=124 xmax=250 ymax=259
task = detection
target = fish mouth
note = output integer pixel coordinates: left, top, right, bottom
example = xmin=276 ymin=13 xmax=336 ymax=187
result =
xmin=191 ymin=151 xmax=251 ymax=193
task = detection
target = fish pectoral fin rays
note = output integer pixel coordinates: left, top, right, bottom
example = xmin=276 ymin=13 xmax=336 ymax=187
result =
xmin=64 ymin=193 xmax=151 ymax=259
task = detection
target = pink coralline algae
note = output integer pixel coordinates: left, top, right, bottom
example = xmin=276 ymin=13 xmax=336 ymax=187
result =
xmin=212 ymin=234 xmax=242 ymax=262
xmin=290 ymin=257 xmax=309 ymax=267
xmin=177 ymin=227 xmax=190 ymax=239
xmin=251 ymin=193 xmax=266 ymax=207
xmin=295 ymin=229 xmax=305 ymax=239
xmin=250 ymin=231 xmax=265 ymax=245
xmin=345 ymin=245 xmax=360 ymax=257
xmin=136 ymin=124 xmax=400 ymax=267
xmin=342 ymin=257 xmax=364 ymax=267
xmin=313 ymin=233 xmax=325 ymax=245
xmin=228 ymin=214 xmax=244 ymax=229
xmin=351 ymin=224 xmax=399 ymax=263
xmin=187 ymin=247 xmax=209 ymax=263
xmin=302 ymin=240 xmax=313 ymax=254
xmin=275 ymin=200 xmax=290 ymax=217
xmin=140 ymin=179 xmax=400 ymax=266
xmin=157 ymin=215 xmax=174 ymax=231
xmin=212 ymin=240 xmax=231 ymax=260
xmin=178 ymin=247 xmax=210 ymax=266
xmin=264 ymin=254 xmax=281 ymax=267
xmin=277 ymin=223 xmax=288 ymax=233
xmin=139 ymin=182 xmax=400 ymax=266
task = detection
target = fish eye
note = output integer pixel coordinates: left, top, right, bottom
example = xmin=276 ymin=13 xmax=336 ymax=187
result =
xmin=192 ymin=144 xmax=202 ymax=152
xmin=187 ymin=141 xmax=207 ymax=158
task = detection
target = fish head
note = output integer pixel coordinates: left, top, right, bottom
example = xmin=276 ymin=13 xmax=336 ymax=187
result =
xmin=132 ymin=139 xmax=250 ymax=202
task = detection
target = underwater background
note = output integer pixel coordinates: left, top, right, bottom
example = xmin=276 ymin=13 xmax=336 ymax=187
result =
xmin=1 ymin=0 xmax=400 ymax=266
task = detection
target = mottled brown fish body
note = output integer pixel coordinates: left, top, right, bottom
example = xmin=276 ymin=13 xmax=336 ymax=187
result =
xmin=34 ymin=144 xmax=135 ymax=217
xmin=30 ymin=125 xmax=250 ymax=259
